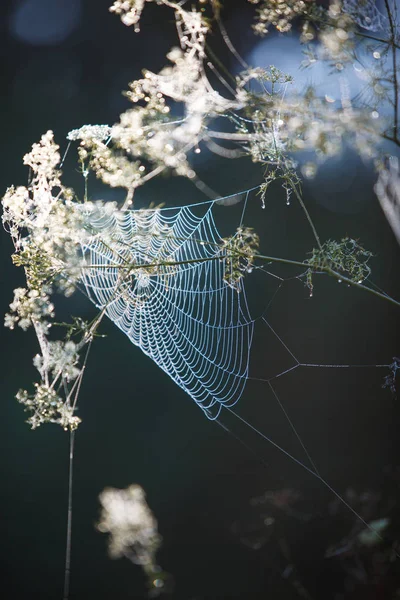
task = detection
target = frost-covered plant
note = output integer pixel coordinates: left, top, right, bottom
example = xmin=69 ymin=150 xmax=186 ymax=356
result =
xmin=2 ymin=132 xmax=90 ymax=430
xmin=248 ymin=0 xmax=319 ymax=35
xmin=220 ymin=227 xmax=260 ymax=291
xmin=3 ymin=132 xmax=113 ymax=430
xmin=81 ymin=1 xmax=395 ymax=200
xmin=3 ymin=0 xmax=400 ymax=431
xmin=306 ymin=238 xmax=373 ymax=297
xmin=3 ymin=2 xmax=400 ymax=598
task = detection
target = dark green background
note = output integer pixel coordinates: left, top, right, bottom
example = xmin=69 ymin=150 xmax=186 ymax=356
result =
xmin=1 ymin=1 xmax=400 ymax=598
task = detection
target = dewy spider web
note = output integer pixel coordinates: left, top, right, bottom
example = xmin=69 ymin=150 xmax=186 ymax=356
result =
xmin=79 ymin=194 xmax=254 ymax=419
xmin=77 ymin=187 xmax=398 ymax=542
xmin=78 ymin=188 xmax=393 ymax=430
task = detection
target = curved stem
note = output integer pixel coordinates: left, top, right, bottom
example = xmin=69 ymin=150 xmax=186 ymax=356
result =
xmin=216 ymin=14 xmax=249 ymax=70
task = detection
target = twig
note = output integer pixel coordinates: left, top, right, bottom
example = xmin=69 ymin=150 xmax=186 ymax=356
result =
xmin=290 ymin=184 xmax=322 ymax=251
xmin=355 ymin=31 xmax=400 ymax=50
xmin=382 ymin=133 xmax=400 ymax=147
xmin=216 ymin=14 xmax=249 ymax=70
xmin=384 ymin=0 xmax=399 ymax=142
xmin=77 ymin=253 xmax=400 ymax=308
xmin=63 ymin=430 xmax=75 ymax=600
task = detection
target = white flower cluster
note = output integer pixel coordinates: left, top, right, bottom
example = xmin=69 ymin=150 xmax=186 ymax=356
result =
xmin=120 ymin=46 xmax=234 ymax=146
xmin=67 ymin=124 xmax=112 ymax=142
xmin=71 ymin=1 xmax=387 ymax=202
xmin=5 ymin=287 xmax=54 ymax=331
xmin=109 ymin=0 xmax=147 ymax=31
xmin=78 ymin=4 xmax=237 ymax=191
xmin=2 ymin=186 xmax=33 ymax=239
xmin=249 ymin=1 xmax=356 ymax=69
xmin=97 ymin=485 xmax=161 ymax=565
xmin=174 ymin=3 xmax=209 ymax=57
xmin=16 ymin=384 xmax=81 ymax=430
xmin=248 ymin=0 xmax=315 ymax=35
xmin=2 ymin=132 xmax=84 ymax=256
xmin=23 ymin=129 xmax=61 ymax=185
xmin=283 ymin=91 xmax=378 ymax=158
xmin=238 ymin=77 xmax=379 ymax=181
xmin=33 ymin=340 xmax=80 ymax=382
xmin=220 ymin=227 xmax=260 ymax=291
xmin=318 ymin=1 xmax=355 ymax=67
xmin=1 ymin=132 xmax=99 ymax=430
xmin=77 ymin=137 xmax=143 ymax=189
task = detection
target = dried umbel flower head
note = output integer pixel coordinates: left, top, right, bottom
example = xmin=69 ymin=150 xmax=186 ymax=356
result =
xmin=249 ymin=0 xmax=315 ymax=35
xmin=220 ymin=226 xmax=260 ymax=291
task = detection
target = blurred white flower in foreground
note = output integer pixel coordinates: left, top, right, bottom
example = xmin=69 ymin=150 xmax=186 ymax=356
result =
xmin=97 ymin=484 xmax=161 ymax=565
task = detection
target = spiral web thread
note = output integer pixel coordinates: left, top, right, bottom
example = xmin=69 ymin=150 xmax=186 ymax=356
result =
xmin=80 ymin=197 xmax=254 ymax=419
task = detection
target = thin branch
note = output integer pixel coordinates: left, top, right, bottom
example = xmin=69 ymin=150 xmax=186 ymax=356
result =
xmin=384 ymin=0 xmax=399 ymax=141
xmin=77 ymin=252 xmax=400 ymax=308
xmin=216 ymin=14 xmax=249 ymax=70
xmin=205 ymin=42 xmax=237 ymax=86
xmin=323 ymin=266 xmax=400 ymax=308
xmin=290 ymin=184 xmax=322 ymax=251
xmin=205 ymin=129 xmax=261 ymax=141
xmin=204 ymin=136 xmax=246 ymax=158
xmin=382 ymin=133 xmax=400 ymax=147
xmin=63 ymin=430 xmax=75 ymax=600
xmin=355 ymin=31 xmax=400 ymax=50
xmin=122 ymin=187 xmax=135 ymax=210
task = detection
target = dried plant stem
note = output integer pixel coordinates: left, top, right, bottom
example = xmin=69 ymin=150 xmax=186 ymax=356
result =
xmin=384 ymin=0 xmax=399 ymax=142
xmin=78 ymin=251 xmax=400 ymax=308
xmin=63 ymin=430 xmax=75 ymax=600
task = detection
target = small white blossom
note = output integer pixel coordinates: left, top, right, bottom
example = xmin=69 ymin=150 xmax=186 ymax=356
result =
xmin=109 ymin=0 xmax=147 ymax=30
xmin=23 ymin=130 xmax=61 ymax=186
xmin=249 ymin=0 xmax=314 ymax=35
xmin=33 ymin=340 xmax=80 ymax=381
xmin=15 ymin=383 xmax=81 ymax=430
xmin=5 ymin=287 xmax=54 ymax=330
xmin=67 ymin=124 xmax=113 ymax=142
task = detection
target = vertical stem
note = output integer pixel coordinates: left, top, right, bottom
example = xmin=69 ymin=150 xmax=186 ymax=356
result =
xmin=384 ymin=0 xmax=398 ymax=141
xmin=63 ymin=430 xmax=75 ymax=600
xmin=122 ymin=186 xmax=134 ymax=210
xmin=290 ymin=184 xmax=322 ymax=250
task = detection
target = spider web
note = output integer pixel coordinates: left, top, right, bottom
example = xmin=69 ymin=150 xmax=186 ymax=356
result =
xmin=78 ymin=188 xmax=396 ymax=501
xmin=79 ymin=194 xmax=254 ymax=419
